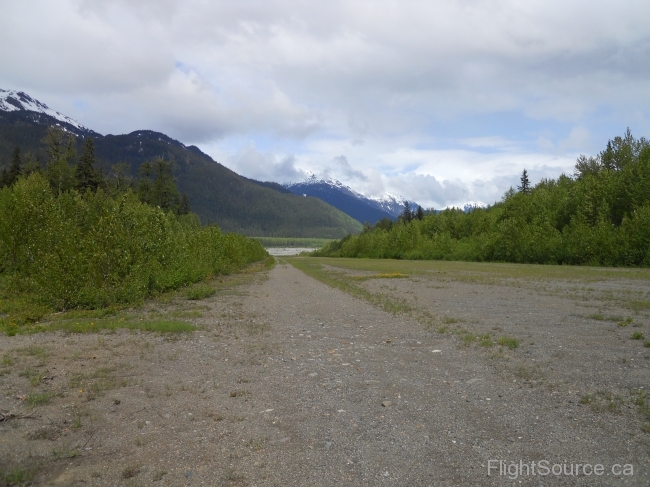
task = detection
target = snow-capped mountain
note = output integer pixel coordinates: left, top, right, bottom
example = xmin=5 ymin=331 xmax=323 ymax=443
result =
xmin=283 ymin=174 xmax=419 ymax=224
xmin=0 ymin=89 xmax=95 ymax=136
xmin=367 ymin=193 xmax=420 ymax=218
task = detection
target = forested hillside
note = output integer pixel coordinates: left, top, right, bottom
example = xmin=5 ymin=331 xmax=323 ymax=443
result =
xmin=0 ymin=111 xmax=362 ymax=237
xmin=315 ymin=130 xmax=650 ymax=267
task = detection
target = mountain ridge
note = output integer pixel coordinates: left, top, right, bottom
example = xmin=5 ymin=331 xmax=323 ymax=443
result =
xmin=0 ymin=89 xmax=362 ymax=238
xmin=283 ymin=174 xmax=420 ymax=223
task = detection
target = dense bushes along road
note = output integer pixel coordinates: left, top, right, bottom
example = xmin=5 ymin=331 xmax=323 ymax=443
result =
xmin=0 ymin=172 xmax=267 ymax=313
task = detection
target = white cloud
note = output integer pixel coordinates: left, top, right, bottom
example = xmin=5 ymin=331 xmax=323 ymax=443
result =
xmin=1 ymin=0 xmax=649 ymax=205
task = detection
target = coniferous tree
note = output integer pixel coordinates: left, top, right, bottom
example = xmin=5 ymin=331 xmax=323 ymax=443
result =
xmin=402 ymin=201 xmax=413 ymax=222
xmin=7 ymin=146 xmax=22 ymax=186
xmin=137 ymin=158 xmax=183 ymax=213
xmin=518 ymin=169 xmax=531 ymax=194
xmin=178 ymin=194 xmax=191 ymax=215
xmin=416 ymin=205 xmax=424 ymax=221
xmin=75 ymin=137 xmax=101 ymax=192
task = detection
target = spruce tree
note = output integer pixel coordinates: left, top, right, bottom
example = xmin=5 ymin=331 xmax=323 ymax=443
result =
xmin=416 ymin=205 xmax=424 ymax=221
xmin=7 ymin=146 xmax=22 ymax=186
xmin=402 ymin=201 xmax=413 ymax=222
xmin=178 ymin=194 xmax=191 ymax=215
xmin=75 ymin=137 xmax=100 ymax=192
xmin=518 ymin=169 xmax=531 ymax=194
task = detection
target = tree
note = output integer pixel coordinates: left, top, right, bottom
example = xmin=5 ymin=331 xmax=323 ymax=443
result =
xmin=107 ymin=162 xmax=133 ymax=195
xmin=137 ymin=158 xmax=183 ymax=213
xmin=44 ymin=127 xmax=76 ymax=194
xmin=518 ymin=169 xmax=531 ymax=194
xmin=374 ymin=218 xmax=393 ymax=232
xmin=416 ymin=205 xmax=424 ymax=221
xmin=75 ymin=137 xmax=101 ymax=192
xmin=178 ymin=194 xmax=191 ymax=215
xmin=1 ymin=146 xmax=23 ymax=188
xmin=8 ymin=146 xmax=22 ymax=185
xmin=402 ymin=201 xmax=413 ymax=223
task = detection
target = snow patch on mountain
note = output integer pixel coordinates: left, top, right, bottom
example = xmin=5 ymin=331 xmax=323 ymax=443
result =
xmin=285 ymin=173 xmax=418 ymax=219
xmin=0 ymin=89 xmax=87 ymax=132
xmin=285 ymin=173 xmax=364 ymax=198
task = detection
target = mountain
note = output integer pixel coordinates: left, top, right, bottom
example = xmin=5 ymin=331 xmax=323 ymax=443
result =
xmin=0 ymin=89 xmax=98 ymax=137
xmin=283 ymin=175 xmax=396 ymax=225
xmin=283 ymin=174 xmax=421 ymax=224
xmin=367 ymin=193 xmax=420 ymax=219
xmin=0 ymin=89 xmax=362 ymax=238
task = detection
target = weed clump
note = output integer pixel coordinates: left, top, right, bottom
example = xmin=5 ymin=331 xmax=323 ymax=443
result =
xmin=497 ymin=337 xmax=520 ymax=349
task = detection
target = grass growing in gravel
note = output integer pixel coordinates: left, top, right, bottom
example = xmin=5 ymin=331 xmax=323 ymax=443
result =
xmin=185 ymin=283 xmax=216 ymax=300
xmin=10 ymin=318 xmax=196 ymax=335
xmin=497 ymin=337 xmax=520 ymax=349
xmin=26 ymin=392 xmax=52 ymax=407
xmin=292 ymin=256 xmax=650 ymax=312
xmin=1 ymin=466 xmax=35 ymax=487
xmin=284 ymin=257 xmax=412 ymax=314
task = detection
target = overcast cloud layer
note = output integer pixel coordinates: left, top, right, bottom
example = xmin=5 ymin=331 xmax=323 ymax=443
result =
xmin=2 ymin=0 xmax=649 ymax=207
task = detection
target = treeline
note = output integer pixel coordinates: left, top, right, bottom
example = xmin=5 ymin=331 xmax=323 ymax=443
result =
xmin=314 ymin=130 xmax=650 ymax=267
xmin=1 ymin=129 xmax=191 ymax=215
xmin=0 ymin=129 xmax=267 ymax=313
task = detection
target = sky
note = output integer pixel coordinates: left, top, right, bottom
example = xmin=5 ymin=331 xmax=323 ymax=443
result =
xmin=2 ymin=0 xmax=649 ymax=208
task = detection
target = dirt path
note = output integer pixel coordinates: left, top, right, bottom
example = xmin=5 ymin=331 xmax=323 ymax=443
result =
xmin=1 ymin=261 xmax=649 ymax=486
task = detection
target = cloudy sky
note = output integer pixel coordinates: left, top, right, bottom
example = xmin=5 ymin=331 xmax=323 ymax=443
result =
xmin=2 ymin=0 xmax=649 ymax=207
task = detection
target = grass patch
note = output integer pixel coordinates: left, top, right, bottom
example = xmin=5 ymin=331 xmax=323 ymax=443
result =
xmin=497 ymin=337 xmax=520 ymax=350
xmin=515 ymin=364 xmax=545 ymax=382
xmin=1 ymin=465 xmax=36 ymax=486
xmin=442 ymin=316 xmax=460 ymax=324
xmin=630 ymin=300 xmax=650 ymax=311
xmin=19 ymin=369 xmax=46 ymax=387
xmin=9 ymin=318 xmax=196 ymax=335
xmin=185 ymin=283 xmax=216 ymax=300
xmin=580 ymin=391 xmax=625 ymax=413
xmin=284 ymin=258 xmax=412 ymax=314
xmin=25 ymin=392 xmax=52 ymax=407
xmin=462 ymin=334 xmax=478 ymax=346
xmin=631 ymin=331 xmax=645 ymax=340
xmin=479 ymin=334 xmax=494 ymax=347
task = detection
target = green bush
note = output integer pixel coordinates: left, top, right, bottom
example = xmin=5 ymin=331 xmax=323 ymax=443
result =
xmin=0 ymin=173 xmax=267 ymax=313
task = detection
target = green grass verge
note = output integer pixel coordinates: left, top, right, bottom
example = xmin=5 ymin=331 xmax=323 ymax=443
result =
xmin=284 ymin=257 xmax=411 ymax=314
xmin=4 ymin=318 xmax=196 ymax=336
xmin=301 ymin=256 xmax=650 ymax=282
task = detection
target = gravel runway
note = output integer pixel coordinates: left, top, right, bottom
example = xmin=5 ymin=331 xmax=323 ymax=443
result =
xmin=1 ymin=260 xmax=648 ymax=485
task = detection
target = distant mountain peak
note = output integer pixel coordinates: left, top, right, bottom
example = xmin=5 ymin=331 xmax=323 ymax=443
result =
xmin=285 ymin=173 xmax=364 ymax=199
xmin=0 ymin=89 xmax=90 ymax=134
xmin=282 ymin=173 xmax=419 ymax=222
